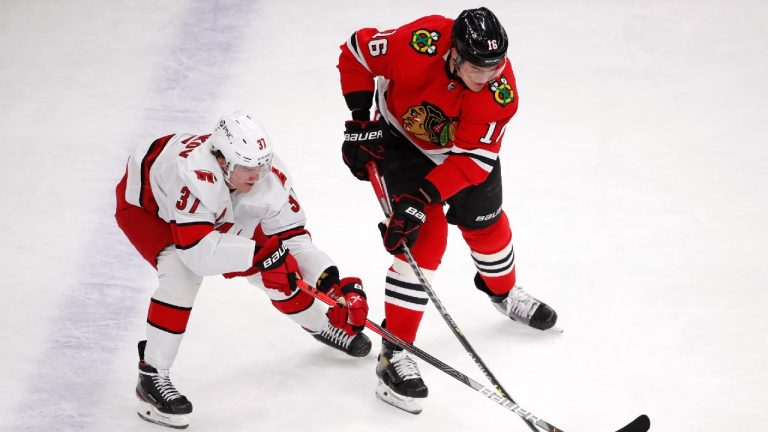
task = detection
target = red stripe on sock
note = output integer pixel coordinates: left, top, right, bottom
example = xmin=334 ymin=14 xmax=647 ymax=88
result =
xmin=384 ymin=303 xmax=424 ymax=344
xmin=271 ymin=291 xmax=314 ymax=315
xmin=147 ymin=299 xmax=192 ymax=334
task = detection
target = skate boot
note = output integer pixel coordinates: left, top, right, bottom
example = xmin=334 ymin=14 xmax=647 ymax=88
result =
xmin=135 ymin=340 xmax=193 ymax=429
xmin=308 ymin=321 xmax=372 ymax=357
xmin=375 ymin=338 xmax=428 ymax=414
xmin=475 ymin=273 xmax=558 ymax=331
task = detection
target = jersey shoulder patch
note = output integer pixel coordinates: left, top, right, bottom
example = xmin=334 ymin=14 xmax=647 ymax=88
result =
xmin=487 ymin=75 xmax=515 ymax=107
xmin=398 ymin=16 xmax=453 ymax=59
xmin=178 ymin=149 xmax=229 ymax=214
xmin=268 ymin=154 xmax=294 ymax=191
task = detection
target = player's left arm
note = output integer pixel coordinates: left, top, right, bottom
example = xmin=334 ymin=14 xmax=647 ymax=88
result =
xmin=421 ymin=113 xmax=512 ymax=202
xmin=422 ymin=70 xmax=519 ymax=202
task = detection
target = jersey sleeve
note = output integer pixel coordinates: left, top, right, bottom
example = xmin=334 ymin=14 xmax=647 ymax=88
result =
xmin=259 ymin=188 xmax=307 ymax=236
xmin=338 ymin=27 xmax=392 ymax=101
xmin=425 ymin=67 xmax=519 ymax=201
xmin=171 ymin=171 xmax=255 ymax=276
xmin=283 ymin=233 xmax=335 ymax=290
xmin=338 ymin=15 xmax=451 ymax=101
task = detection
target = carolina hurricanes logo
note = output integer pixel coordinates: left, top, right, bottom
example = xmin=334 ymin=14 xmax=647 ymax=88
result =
xmin=400 ymin=101 xmax=457 ymax=146
xmin=488 ymin=76 xmax=514 ymax=107
xmin=410 ymin=29 xmax=440 ymax=55
xmin=194 ymin=170 xmax=216 ymax=184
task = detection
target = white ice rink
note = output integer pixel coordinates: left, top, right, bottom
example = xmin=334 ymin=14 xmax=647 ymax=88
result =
xmin=1 ymin=1 xmax=766 ymax=431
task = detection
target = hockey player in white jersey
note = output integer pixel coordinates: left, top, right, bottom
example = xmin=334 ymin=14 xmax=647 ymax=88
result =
xmin=115 ymin=111 xmax=370 ymax=429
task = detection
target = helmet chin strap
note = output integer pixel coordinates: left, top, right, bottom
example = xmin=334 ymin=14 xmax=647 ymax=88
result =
xmin=446 ymin=49 xmax=464 ymax=83
xmin=222 ymin=161 xmax=236 ymax=188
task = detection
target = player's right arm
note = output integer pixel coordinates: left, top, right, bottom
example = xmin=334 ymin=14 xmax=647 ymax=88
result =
xmin=338 ymin=27 xmax=402 ymax=179
xmin=338 ymin=27 xmax=394 ymax=117
xmin=170 ymin=182 xmax=255 ymax=277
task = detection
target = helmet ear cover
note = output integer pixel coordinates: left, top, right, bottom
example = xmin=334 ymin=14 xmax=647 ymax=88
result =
xmin=452 ymin=7 xmax=508 ymax=67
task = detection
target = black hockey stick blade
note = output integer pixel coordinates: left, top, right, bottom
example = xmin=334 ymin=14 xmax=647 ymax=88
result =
xmin=615 ymin=414 xmax=650 ymax=432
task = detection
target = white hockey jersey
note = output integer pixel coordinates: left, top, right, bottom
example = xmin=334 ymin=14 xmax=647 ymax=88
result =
xmin=123 ymin=133 xmax=255 ymax=276
xmin=231 ymin=155 xmax=335 ymax=286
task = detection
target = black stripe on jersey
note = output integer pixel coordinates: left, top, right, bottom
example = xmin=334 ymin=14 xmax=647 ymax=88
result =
xmin=150 ymin=298 xmax=192 ymax=311
xmin=385 ymin=289 xmax=429 ymax=306
xmin=473 ymin=247 xmax=514 ymax=267
xmin=385 ymin=276 xmax=425 ymax=292
xmin=174 ymin=239 xmax=202 ymax=251
xmin=447 ymin=151 xmax=497 ymax=168
xmin=276 ymin=226 xmax=309 ymax=241
xmin=139 ymin=134 xmax=174 ymax=212
xmin=172 ymin=221 xmax=215 ymax=228
xmin=171 ymin=220 xmax=214 ymax=250
xmin=349 ymin=32 xmax=359 ymax=54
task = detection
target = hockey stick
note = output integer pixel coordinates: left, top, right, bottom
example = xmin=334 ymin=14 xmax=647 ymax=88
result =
xmin=295 ymin=279 xmax=649 ymax=432
xmin=365 ymin=161 xmax=538 ymax=431
xmin=364 ymin=162 xmax=649 ymax=432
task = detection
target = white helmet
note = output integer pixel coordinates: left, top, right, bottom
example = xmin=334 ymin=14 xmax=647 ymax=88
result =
xmin=210 ymin=111 xmax=273 ymax=180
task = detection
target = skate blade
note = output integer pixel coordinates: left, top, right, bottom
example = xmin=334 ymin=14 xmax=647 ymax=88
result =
xmin=137 ymin=400 xmax=190 ymax=429
xmin=546 ymin=325 xmax=564 ymax=334
xmin=511 ymin=317 xmax=564 ymax=334
xmin=375 ymin=381 xmax=422 ymax=415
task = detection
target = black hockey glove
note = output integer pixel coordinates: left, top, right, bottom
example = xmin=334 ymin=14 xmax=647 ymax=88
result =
xmin=342 ymin=120 xmax=384 ymax=181
xmin=383 ymin=193 xmax=427 ymax=254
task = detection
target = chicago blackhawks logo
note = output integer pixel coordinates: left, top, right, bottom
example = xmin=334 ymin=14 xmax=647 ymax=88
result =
xmin=401 ymin=101 xmax=457 ymax=147
xmin=488 ymin=76 xmax=514 ymax=107
xmin=410 ymin=29 xmax=440 ymax=56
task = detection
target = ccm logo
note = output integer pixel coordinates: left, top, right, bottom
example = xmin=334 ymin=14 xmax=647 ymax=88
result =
xmin=344 ymin=130 xmax=382 ymax=141
xmin=261 ymin=243 xmax=287 ymax=268
xmin=405 ymin=206 xmax=426 ymax=223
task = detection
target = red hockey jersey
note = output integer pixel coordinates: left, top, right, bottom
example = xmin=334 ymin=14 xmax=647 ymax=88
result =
xmin=338 ymin=15 xmax=519 ymax=200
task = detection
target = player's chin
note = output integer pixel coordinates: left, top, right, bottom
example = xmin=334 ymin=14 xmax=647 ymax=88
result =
xmin=467 ymin=82 xmax=486 ymax=92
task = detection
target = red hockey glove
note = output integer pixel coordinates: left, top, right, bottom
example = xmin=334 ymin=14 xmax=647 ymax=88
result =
xmin=254 ymin=236 xmax=299 ymax=296
xmin=326 ymin=277 xmax=368 ymax=335
xmin=224 ymin=236 xmax=299 ymax=296
xmin=342 ymin=120 xmax=384 ymax=181
xmin=383 ymin=193 xmax=427 ymax=254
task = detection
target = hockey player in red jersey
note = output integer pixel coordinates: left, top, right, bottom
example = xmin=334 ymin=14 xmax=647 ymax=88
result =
xmin=115 ymin=111 xmax=370 ymax=429
xmin=337 ymin=7 xmax=558 ymax=413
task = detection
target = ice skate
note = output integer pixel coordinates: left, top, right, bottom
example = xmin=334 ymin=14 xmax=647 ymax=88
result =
xmin=308 ymin=321 xmax=372 ymax=357
xmin=475 ymin=273 xmax=560 ymax=332
xmin=135 ymin=341 xmax=192 ymax=429
xmin=375 ymin=338 xmax=428 ymax=414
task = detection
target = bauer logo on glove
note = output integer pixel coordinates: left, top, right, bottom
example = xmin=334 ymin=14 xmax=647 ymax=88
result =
xmin=344 ymin=129 xmax=383 ymax=142
xmin=404 ymin=206 xmax=426 ymax=223
xmin=257 ymin=241 xmax=288 ymax=270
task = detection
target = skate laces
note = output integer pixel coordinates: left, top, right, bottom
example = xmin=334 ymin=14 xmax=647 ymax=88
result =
xmin=505 ymin=286 xmax=541 ymax=320
xmin=146 ymin=369 xmax=183 ymax=401
xmin=319 ymin=323 xmax=353 ymax=349
xmin=390 ymin=350 xmax=421 ymax=380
